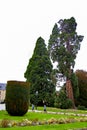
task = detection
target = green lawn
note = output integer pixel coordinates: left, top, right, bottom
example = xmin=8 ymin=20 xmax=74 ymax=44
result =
xmin=0 ymin=107 xmax=87 ymax=130
xmin=0 ymin=110 xmax=84 ymax=121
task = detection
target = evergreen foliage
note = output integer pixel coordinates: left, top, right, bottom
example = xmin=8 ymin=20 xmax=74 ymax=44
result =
xmin=24 ymin=37 xmax=55 ymax=106
xmin=5 ymin=80 xmax=30 ymax=116
xmin=48 ymin=17 xmax=84 ymax=79
xmin=71 ymin=72 xmax=79 ymax=99
xmin=55 ymin=89 xmax=73 ymax=109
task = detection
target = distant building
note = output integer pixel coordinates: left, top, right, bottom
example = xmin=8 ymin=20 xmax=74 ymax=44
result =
xmin=0 ymin=83 xmax=6 ymax=103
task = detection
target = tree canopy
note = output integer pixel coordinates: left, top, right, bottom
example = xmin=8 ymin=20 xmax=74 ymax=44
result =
xmin=48 ymin=17 xmax=84 ymax=79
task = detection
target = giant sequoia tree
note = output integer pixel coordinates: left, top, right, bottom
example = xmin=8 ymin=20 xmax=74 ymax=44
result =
xmin=24 ymin=37 xmax=55 ymax=106
xmin=48 ymin=17 xmax=84 ymax=107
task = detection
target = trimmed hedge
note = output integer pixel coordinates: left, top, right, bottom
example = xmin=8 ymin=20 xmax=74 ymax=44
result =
xmin=5 ymin=80 xmax=30 ymax=116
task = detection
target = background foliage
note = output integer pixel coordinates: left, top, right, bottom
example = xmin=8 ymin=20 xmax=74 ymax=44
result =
xmin=75 ymin=70 xmax=87 ymax=107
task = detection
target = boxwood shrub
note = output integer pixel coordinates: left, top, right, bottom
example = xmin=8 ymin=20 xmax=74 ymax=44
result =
xmin=5 ymin=80 xmax=30 ymax=116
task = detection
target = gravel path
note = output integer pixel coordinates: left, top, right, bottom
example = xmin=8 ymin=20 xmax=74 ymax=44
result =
xmin=28 ymin=110 xmax=87 ymax=117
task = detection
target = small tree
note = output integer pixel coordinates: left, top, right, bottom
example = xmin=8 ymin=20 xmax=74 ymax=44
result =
xmin=5 ymin=80 xmax=30 ymax=116
xmin=24 ymin=37 xmax=55 ymax=106
xmin=55 ymin=89 xmax=73 ymax=109
xmin=48 ymin=17 xmax=84 ymax=108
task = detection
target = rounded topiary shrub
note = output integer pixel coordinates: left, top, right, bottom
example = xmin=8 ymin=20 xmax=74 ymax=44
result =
xmin=5 ymin=80 xmax=30 ymax=116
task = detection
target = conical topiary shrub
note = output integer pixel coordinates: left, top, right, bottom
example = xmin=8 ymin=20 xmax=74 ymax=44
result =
xmin=5 ymin=80 xmax=30 ymax=116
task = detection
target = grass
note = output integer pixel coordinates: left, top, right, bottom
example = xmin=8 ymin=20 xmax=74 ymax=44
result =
xmin=0 ymin=110 xmax=79 ymax=121
xmin=0 ymin=107 xmax=87 ymax=129
xmin=0 ymin=109 xmax=85 ymax=121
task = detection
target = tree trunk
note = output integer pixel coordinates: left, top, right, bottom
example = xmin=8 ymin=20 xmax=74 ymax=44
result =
xmin=66 ymin=80 xmax=75 ymax=109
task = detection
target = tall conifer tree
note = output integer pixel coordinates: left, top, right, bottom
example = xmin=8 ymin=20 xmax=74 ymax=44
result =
xmin=24 ymin=37 xmax=55 ymax=106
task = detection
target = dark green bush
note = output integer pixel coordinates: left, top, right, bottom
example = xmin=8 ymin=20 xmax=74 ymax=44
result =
xmin=77 ymin=105 xmax=87 ymax=110
xmin=54 ymin=89 xmax=73 ymax=109
xmin=5 ymin=80 xmax=30 ymax=116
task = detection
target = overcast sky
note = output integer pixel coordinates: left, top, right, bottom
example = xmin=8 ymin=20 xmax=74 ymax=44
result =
xmin=0 ymin=0 xmax=87 ymax=83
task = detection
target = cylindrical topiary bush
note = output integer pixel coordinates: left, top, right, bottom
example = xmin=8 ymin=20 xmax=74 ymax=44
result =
xmin=5 ymin=80 xmax=30 ymax=116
